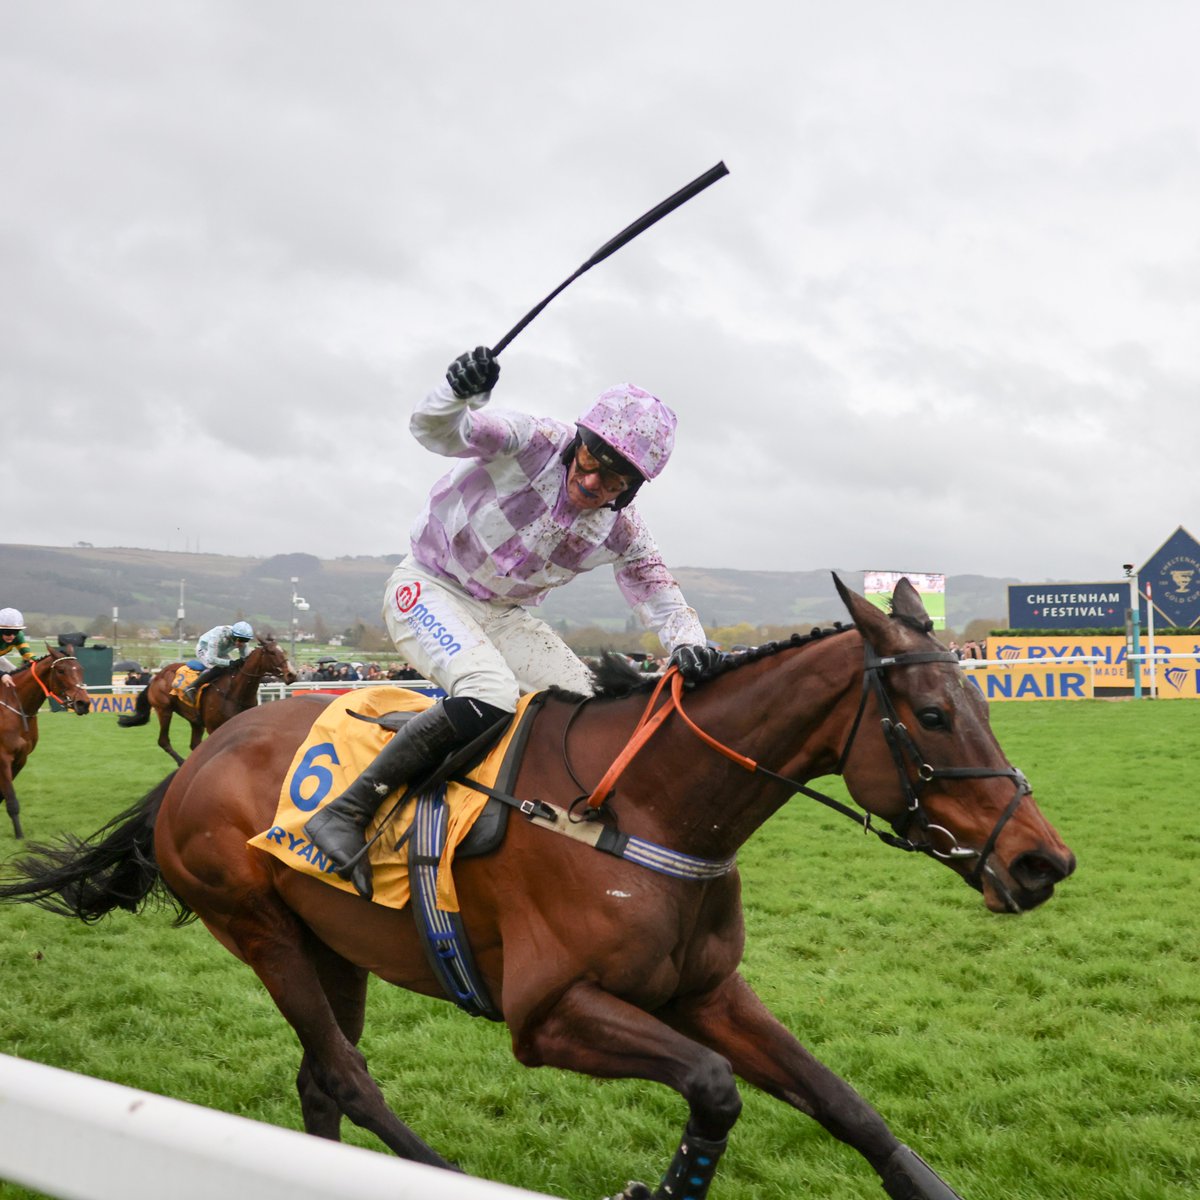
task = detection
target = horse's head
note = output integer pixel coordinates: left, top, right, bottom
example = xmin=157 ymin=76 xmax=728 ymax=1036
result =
xmin=39 ymin=646 xmax=92 ymax=715
xmin=255 ymin=636 xmax=298 ymax=685
xmin=833 ymin=573 xmax=1075 ymax=914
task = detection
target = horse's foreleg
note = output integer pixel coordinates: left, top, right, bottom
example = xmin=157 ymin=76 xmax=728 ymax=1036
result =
xmin=665 ymin=971 xmax=964 ymax=1200
xmin=513 ymin=981 xmax=739 ymax=1200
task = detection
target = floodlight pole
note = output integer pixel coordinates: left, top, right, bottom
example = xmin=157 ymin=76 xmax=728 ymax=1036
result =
xmin=1124 ymin=565 xmax=1142 ymax=700
xmin=1146 ymin=582 xmax=1157 ymax=699
xmin=290 ymin=578 xmax=300 ymax=664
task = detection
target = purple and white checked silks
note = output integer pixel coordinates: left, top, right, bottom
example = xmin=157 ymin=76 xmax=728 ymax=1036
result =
xmin=407 ymin=379 xmax=705 ymax=651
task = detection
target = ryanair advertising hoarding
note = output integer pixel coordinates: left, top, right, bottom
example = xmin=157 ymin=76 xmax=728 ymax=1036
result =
xmin=965 ymin=635 xmax=1200 ymax=700
xmin=1006 ymin=582 xmax=1129 ymax=630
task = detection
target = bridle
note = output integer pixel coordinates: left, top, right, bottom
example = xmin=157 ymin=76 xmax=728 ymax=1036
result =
xmin=2 ymin=654 xmax=89 ymax=723
xmin=228 ymin=644 xmax=288 ymax=687
xmin=575 ymin=639 xmax=1032 ymax=913
xmin=35 ymin=653 xmax=90 ymax=708
xmin=831 ymin=641 xmax=1032 ymax=911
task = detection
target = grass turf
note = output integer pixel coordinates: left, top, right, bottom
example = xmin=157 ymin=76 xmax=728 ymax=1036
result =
xmin=0 ymin=699 xmax=1197 ymax=1199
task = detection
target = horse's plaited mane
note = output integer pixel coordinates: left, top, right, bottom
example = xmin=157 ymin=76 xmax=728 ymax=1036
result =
xmin=15 ymin=652 xmax=60 ymax=670
xmin=558 ymin=622 xmax=855 ymax=703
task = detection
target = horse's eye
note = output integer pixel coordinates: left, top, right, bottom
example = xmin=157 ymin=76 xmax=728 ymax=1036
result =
xmin=917 ymin=707 xmax=949 ymax=731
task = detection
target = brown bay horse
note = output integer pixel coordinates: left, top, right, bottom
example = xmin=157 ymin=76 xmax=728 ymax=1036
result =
xmin=0 ymin=647 xmax=91 ymax=838
xmin=117 ymin=634 xmax=295 ymax=765
xmin=0 ymin=578 xmax=1074 ymax=1199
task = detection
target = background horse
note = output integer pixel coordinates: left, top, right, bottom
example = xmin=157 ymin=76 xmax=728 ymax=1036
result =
xmin=117 ymin=634 xmax=295 ymax=765
xmin=0 ymin=578 xmax=1074 ymax=1199
xmin=0 ymin=647 xmax=91 ymax=838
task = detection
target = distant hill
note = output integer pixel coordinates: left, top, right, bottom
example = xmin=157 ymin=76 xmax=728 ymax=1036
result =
xmin=0 ymin=543 xmax=1017 ymax=638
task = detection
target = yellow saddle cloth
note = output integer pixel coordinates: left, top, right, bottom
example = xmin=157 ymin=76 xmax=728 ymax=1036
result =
xmin=248 ymin=687 xmax=534 ymax=912
xmin=170 ymin=665 xmax=199 ymax=700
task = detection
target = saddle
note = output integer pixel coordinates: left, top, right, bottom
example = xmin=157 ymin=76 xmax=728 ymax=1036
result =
xmin=347 ymin=700 xmax=543 ymax=858
xmin=250 ymin=688 xmax=545 ymax=909
xmin=169 ymin=665 xmax=201 ymax=702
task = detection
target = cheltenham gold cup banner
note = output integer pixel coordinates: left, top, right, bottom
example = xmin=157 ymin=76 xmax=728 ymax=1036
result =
xmin=1140 ymin=526 xmax=1200 ymax=629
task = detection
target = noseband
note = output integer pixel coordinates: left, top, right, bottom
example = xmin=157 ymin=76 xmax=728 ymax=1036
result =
xmin=834 ymin=642 xmax=1032 ymax=911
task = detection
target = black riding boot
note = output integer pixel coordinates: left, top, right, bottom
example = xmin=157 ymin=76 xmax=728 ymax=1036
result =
xmin=303 ymin=700 xmax=480 ymax=900
xmin=184 ymin=665 xmax=223 ymax=703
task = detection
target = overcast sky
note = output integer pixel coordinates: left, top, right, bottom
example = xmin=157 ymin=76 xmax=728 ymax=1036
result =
xmin=3 ymin=2 xmax=1196 ymax=584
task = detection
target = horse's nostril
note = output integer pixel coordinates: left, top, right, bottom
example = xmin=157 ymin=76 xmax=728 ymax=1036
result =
xmin=1012 ymin=850 xmax=1071 ymax=890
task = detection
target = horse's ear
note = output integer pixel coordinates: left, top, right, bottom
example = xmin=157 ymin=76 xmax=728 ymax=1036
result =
xmin=890 ymin=577 xmax=933 ymax=630
xmin=832 ymin=573 xmax=891 ymax=645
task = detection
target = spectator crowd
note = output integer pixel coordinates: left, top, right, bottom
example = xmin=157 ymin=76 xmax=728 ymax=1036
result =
xmin=293 ymin=660 xmax=425 ymax=684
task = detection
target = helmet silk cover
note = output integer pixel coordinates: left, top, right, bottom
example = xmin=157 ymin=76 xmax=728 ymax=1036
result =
xmin=577 ymin=385 xmax=676 ymax=482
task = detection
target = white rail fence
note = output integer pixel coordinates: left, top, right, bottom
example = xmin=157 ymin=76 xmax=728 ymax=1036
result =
xmin=0 ymin=1053 xmax=559 ymax=1200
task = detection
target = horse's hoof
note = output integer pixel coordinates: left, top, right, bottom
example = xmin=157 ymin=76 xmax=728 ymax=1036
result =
xmin=880 ymin=1145 xmax=965 ymax=1200
xmin=603 ymin=1183 xmax=653 ymax=1200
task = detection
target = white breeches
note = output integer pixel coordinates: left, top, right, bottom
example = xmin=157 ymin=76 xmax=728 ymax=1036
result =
xmin=381 ymin=559 xmax=595 ymax=712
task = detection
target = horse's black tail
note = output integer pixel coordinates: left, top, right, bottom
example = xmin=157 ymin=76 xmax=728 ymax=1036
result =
xmin=116 ymin=685 xmax=151 ymax=728
xmin=0 ymin=774 xmax=193 ymax=925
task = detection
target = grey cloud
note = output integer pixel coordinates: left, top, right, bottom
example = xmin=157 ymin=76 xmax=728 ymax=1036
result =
xmin=3 ymin=1 xmax=1198 ymax=585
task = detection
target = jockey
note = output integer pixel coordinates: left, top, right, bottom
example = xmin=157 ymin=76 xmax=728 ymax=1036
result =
xmin=183 ymin=621 xmax=254 ymax=702
xmin=0 ymin=607 xmax=36 ymax=689
xmin=305 ymin=345 xmax=723 ymax=898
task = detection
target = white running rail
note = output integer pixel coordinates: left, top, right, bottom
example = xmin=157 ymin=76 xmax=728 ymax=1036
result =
xmin=0 ymin=1054 xmax=559 ymax=1200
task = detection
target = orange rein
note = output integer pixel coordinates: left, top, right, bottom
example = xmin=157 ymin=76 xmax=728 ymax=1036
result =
xmin=29 ymin=655 xmax=70 ymax=708
xmin=585 ymin=666 xmax=758 ymax=809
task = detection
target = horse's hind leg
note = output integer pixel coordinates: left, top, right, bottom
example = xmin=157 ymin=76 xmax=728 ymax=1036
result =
xmin=156 ymin=709 xmax=185 ymax=766
xmin=666 ymin=972 xmax=964 ymax=1200
xmin=1 ymin=780 xmax=22 ymax=839
xmin=296 ymin=1052 xmax=341 ymax=1141
xmin=221 ymin=901 xmax=456 ymax=1169
xmin=295 ymin=932 xmax=370 ymax=1141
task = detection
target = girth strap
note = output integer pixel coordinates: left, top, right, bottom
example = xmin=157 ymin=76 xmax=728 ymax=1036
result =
xmin=407 ymin=785 xmax=502 ymax=1021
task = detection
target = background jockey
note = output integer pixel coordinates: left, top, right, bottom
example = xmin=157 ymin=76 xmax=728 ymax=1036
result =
xmin=0 ymin=607 xmax=36 ymax=688
xmin=306 ymin=345 xmax=723 ymax=898
xmin=183 ymin=621 xmax=254 ymax=702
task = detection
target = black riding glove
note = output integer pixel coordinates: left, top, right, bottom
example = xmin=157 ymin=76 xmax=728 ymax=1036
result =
xmin=669 ymin=644 xmax=724 ymax=683
xmin=446 ymin=346 xmax=500 ymax=399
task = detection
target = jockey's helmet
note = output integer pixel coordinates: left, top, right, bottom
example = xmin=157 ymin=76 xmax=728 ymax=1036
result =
xmin=577 ymin=385 xmax=676 ymax=482
xmin=0 ymin=607 xmax=24 ymax=631
xmin=231 ymin=621 xmax=254 ymax=640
